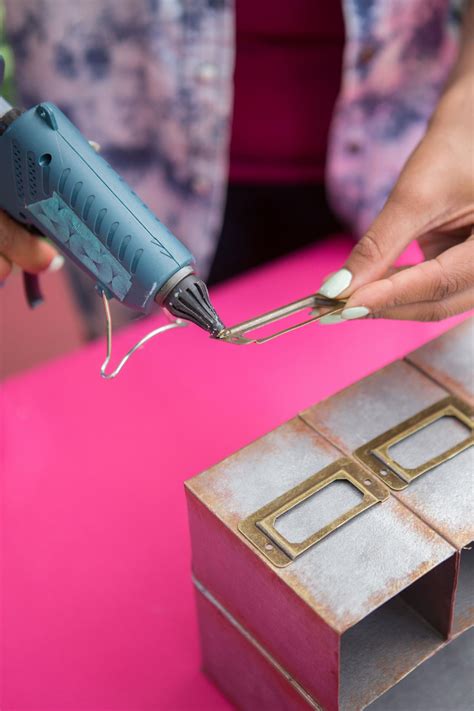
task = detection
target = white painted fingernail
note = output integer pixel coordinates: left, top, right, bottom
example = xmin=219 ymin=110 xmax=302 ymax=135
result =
xmin=319 ymin=268 xmax=352 ymax=299
xmin=319 ymin=313 xmax=345 ymax=325
xmin=47 ymin=255 xmax=65 ymax=272
xmin=341 ymin=306 xmax=370 ymax=320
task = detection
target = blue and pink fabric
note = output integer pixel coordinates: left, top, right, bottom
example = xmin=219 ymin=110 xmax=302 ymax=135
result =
xmin=5 ymin=0 xmax=466 ymax=274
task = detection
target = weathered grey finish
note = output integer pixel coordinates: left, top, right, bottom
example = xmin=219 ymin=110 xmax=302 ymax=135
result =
xmin=453 ymin=547 xmax=474 ymax=637
xmin=301 ymin=360 xmax=474 ymax=549
xmin=369 ymin=626 xmax=474 ymax=710
xmin=186 ymin=320 xmax=473 ymax=710
xmin=195 ymin=581 xmax=474 ymax=711
xmin=187 ymin=418 xmax=455 ymax=632
xmin=406 ymin=318 xmax=474 ymax=406
xmin=301 ymin=360 xmax=447 ymax=455
xmin=187 ymin=417 xmax=457 ymax=709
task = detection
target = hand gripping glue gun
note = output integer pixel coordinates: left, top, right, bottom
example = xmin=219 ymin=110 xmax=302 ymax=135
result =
xmin=0 ymin=57 xmax=224 ymax=377
xmin=0 ymin=57 xmax=346 ymax=377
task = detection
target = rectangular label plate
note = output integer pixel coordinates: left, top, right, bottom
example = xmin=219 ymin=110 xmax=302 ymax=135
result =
xmin=238 ymin=459 xmax=389 ymax=567
xmin=355 ymin=397 xmax=473 ymax=491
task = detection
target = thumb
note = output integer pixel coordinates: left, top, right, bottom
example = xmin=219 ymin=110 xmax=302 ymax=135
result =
xmin=318 ymin=194 xmax=425 ymax=299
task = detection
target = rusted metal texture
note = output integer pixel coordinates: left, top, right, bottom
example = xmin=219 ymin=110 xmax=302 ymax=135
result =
xmin=195 ymin=580 xmax=321 ymax=711
xmin=404 ymin=319 xmax=474 ymax=636
xmin=195 ymin=579 xmax=474 ymax=711
xmin=187 ymin=492 xmax=340 ymax=710
xmin=301 ymin=361 xmax=474 ymax=551
xmin=238 ymin=459 xmax=389 ymax=567
xmin=339 ymin=594 xmax=444 ymax=710
xmin=186 ymin=419 xmax=455 ymax=630
xmin=406 ymin=317 xmax=474 ymax=407
xmin=186 ymin=419 xmax=343 ymax=711
xmin=369 ymin=625 xmax=474 ymax=710
xmin=187 ymin=324 xmax=472 ymax=710
xmin=452 ymin=546 xmax=474 ymax=636
xmin=186 ymin=417 xmax=457 ymax=710
xmin=301 ymin=360 xmax=448 ymax=455
xmin=400 ymin=556 xmax=458 ymax=639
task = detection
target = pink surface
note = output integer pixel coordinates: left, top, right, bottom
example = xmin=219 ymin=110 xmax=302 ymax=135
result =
xmin=1 ymin=235 xmax=467 ymax=711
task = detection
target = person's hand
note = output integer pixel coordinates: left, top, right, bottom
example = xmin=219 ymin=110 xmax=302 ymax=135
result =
xmin=318 ymin=75 xmax=474 ymax=323
xmin=0 ymin=209 xmax=64 ymax=283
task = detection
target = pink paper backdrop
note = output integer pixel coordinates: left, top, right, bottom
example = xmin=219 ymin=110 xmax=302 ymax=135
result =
xmin=1 ymin=235 xmax=467 ymax=710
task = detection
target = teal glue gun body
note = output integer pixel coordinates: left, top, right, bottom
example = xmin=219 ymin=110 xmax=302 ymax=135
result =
xmin=0 ymin=97 xmax=223 ymax=335
xmin=0 ymin=102 xmax=193 ymax=312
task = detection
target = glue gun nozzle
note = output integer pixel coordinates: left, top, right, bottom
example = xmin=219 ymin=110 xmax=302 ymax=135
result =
xmin=162 ymin=273 xmax=224 ymax=337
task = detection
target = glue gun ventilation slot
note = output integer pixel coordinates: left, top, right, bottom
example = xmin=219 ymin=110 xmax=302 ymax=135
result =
xmin=164 ymin=273 xmax=224 ymax=337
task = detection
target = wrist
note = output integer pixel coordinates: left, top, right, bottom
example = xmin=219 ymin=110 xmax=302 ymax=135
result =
xmin=429 ymin=72 xmax=474 ymax=131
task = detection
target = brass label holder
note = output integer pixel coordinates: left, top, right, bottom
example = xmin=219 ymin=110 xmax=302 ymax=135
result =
xmin=240 ymin=397 xmax=473 ymax=566
xmin=238 ymin=459 xmax=389 ymax=567
xmin=355 ymin=397 xmax=474 ymax=491
xmin=218 ymin=293 xmax=346 ymax=345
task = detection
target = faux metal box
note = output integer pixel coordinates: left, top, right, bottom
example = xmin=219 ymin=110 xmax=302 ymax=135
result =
xmin=195 ymin=588 xmax=474 ymax=711
xmin=186 ymin=319 xmax=473 ymax=710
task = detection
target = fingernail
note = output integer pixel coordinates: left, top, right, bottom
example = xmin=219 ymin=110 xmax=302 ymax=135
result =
xmin=341 ymin=306 xmax=370 ymax=320
xmin=318 ymin=268 xmax=352 ymax=299
xmin=319 ymin=313 xmax=345 ymax=325
xmin=47 ymin=255 xmax=65 ymax=272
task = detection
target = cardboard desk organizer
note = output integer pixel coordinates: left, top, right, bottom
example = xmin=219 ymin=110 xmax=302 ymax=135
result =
xmin=186 ymin=318 xmax=473 ymax=710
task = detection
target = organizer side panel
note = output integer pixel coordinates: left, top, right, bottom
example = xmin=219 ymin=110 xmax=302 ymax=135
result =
xmin=401 ymin=555 xmax=458 ymax=638
xmin=340 ymin=596 xmax=445 ymax=710
xmin=453 ymin=546 xmax=474 ymax=636
xmin=187 ymin=492 xmax=340 ymax=711
xmin=195 ymin=585 xmax=319 ymax=711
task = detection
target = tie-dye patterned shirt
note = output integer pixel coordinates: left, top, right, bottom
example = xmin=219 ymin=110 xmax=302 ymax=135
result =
xmin=5 ymin=0 xmax=466 ymax=276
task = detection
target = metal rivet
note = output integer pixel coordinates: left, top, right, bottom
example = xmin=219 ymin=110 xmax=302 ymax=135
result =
xmin=380 ymin=469 xmax=388 ymax=476
xmin=265 ymin=543 xmax=274 ymax=551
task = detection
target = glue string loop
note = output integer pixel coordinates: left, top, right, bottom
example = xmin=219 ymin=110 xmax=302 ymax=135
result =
xmin=100 ymin=290 xmax=187 ymax=380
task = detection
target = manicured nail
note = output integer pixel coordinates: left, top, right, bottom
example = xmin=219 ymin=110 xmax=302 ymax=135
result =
xmin=47 ymin=255 xmax=65 ymax=272
xmin=318 ymin=268 xmax=352 ymax=299
xmin=319 ymin=313 xmax=345 ymax=325
xmin=341 ymin=306 xmax=370 ymax=320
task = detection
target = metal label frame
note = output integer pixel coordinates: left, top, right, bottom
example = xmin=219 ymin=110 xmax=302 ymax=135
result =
xmin=355 ymin=397 xmax=474 ymax=491
xmin=238 ymin=459 xmax=389 ymax=567
xmin=219 ymin=294 xmax=346 ymax=345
